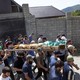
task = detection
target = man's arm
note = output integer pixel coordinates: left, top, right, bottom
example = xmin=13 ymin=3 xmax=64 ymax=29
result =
xmin=13 ymin=67 xmax=22 ymax=72
xmin=72 ymin=63 xmax=79 ymax=70
xmin=37 ymin=60 xmax=48 ymax=71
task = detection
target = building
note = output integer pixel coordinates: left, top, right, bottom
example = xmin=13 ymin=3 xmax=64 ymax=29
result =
xmin=0 ymin=0 xmax=80 ymax=51
xmin=0 ymin=0 xmax=65 ymax=39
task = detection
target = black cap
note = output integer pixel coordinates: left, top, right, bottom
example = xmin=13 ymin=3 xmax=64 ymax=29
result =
xmin=17 ymin=51 xmax=24 ymax=57
xmin=37 ymin=47 xmax=43 ymax=52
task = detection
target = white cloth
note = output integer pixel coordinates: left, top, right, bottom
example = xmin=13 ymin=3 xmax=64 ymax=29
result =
xmin=49 ymin=66 xmax=57 ymax=79
xmin=0 ymin=75 xmax=11 ymax=80
xmin=56 ymin=38 xmax=60 ymax=42
xmin=67 ymin=45 xmax=75 ymax=50
xmin=38 ymin=38 xmax=43 ymax=43
xmin=61 ymin=36 xmax=67 ymax=41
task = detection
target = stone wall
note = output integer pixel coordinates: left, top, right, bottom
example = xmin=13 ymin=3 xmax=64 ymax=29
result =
xmin=22 ymin=4 xmax=37 ymax=41
xmin=22 ymin=4 xmax=80 ymax=49
xmin=35 ymin=16 xmax=80 ymax=50
xmin=36 ymin=18 xmax=66 ymax=41
xmin=67 ymin=17 xmax=80 ymax=46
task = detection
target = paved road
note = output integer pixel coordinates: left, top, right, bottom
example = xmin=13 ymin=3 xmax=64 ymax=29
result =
xmin=74 ymin=56 xmax=80 ymax=80
xmin=74 ymin=56 xmax=80 ymax=73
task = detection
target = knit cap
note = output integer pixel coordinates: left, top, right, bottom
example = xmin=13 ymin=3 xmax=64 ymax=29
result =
xmin=67 ymin=45 xmax=76 ymax=51
xmin=67 ymin=55 xmax=74 ymax=61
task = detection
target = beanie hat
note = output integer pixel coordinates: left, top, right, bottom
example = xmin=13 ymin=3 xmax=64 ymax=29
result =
xmin=17 ymin=51 xmax=25 ymax=57
xmin=37 ymin=47 xmax=43 ymax=52
xmin=26 ymin=55 xmax=33 ymax=61
xmin=67 ymin=55 xmax=74 ymax=61
xmin=67 ymin=45 xmax=75 ymax=50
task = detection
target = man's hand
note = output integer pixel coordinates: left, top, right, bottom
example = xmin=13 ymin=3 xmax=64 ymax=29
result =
xmin=44 ymin=68 xmax=48 ymax=71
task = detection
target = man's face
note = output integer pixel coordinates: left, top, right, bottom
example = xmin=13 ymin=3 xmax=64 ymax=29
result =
xmin=55 ymin=54 xmax=60 ymax=58
xmin=68 ymin=61 xmax=74 ymax=65
xmin=56 ymin=67 xmax=63 ymax=72
xmin=27 ymin=58 xmax=33 ymax=65
xmin=38 ymin=51 xmax=44 ymax=56
xmin=5 ymin=72 xmax=10 ymax=77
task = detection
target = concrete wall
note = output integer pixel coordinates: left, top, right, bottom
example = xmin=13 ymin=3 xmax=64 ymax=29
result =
xmin=0 ymin=13 xmax=25 ymax=39
xmin=0 ymin=0 xmax=12 ymax=14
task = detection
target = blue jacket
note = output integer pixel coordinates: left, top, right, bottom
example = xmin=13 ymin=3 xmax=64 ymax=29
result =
xmin=62 ymin=62 xmax=75 ymax=80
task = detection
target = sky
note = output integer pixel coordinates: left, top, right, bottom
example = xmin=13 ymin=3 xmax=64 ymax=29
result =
xmin=14 ymin=0 xmax=80 ymax=10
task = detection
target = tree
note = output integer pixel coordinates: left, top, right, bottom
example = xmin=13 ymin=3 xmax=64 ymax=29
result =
xmin=71 ymin=10 xmax=80 ymax=16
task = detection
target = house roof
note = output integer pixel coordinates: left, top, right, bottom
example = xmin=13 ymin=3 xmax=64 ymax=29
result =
xmin=29 ymin=6 xmax=65 ymax=18
xmin=11 ymin=0 xmax=65 ymax=18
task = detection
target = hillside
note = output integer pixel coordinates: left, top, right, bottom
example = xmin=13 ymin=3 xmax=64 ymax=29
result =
xmin=62 ymin=4 xmax=80 ymax=12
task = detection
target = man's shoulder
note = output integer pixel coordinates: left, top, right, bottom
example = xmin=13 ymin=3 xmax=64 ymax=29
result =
xmin=23 ymin=62 xmax=27 ymax=68
xmin=29 ymin=35 xmax=31 ymax=37
xmin=50 ymin=55 xmax=55 ymax=60
xmin=64 ymin=62 xmax=69 ymax=67
xmin=22 ymin=63 xmax=30 ymax=73
xmin=7 ymin=77 xmax=11 ymax=80
xmin=64 ymin=62 xmax=71 ymax=71
xmin=36 ymin=56 xmax=42 ymax=61
xmin=0 ymin=62 xmax=5 ymax=67
xmin=0 ymin=76 xmax=11 ymax=80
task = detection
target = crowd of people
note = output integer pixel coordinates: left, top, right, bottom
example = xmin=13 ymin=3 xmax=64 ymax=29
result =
xmin=0 ymin=33 xmax=79 ymax=80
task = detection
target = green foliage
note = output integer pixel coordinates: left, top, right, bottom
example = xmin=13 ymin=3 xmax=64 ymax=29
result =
xmin=71 ymin=10 xmax=80 ymax=16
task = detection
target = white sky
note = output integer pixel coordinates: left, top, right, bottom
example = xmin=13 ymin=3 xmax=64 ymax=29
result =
xmin=14 ymin=0 xmax=80 ymax=10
